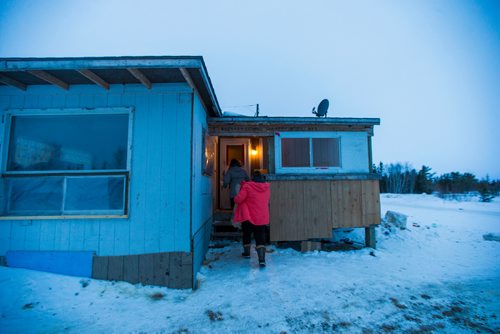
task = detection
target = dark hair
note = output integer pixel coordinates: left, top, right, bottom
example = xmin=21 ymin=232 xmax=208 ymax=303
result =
xmin=229 ymin=159 xmax=242 ymax=167
xmin=252 ymin=170 xmax=266 ymax=183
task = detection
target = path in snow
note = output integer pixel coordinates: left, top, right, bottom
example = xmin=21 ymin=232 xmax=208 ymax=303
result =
xmin=0 ymin=194 xmax=499 ymax=333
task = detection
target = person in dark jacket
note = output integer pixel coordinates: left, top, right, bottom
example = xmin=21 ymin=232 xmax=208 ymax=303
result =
xmin=223 ymin=159 xmax=250 ymax=209
xmin=233 ymin=170 xmax=270 ymax=267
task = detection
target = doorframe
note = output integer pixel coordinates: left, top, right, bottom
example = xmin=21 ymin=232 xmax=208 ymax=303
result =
xmin=218 ymin=138 xmax=251 ymax=210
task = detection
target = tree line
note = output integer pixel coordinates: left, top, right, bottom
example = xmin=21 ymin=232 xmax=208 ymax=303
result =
xmin=372 ymin=162 xmax=500 ymax=202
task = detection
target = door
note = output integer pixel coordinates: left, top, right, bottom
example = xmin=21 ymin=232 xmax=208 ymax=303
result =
xmin=219 ymin=138 xmax=251 ymax=210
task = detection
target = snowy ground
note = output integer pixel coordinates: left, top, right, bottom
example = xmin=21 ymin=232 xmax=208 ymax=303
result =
xmin=1 ymin=194 xmax=499 ymax=333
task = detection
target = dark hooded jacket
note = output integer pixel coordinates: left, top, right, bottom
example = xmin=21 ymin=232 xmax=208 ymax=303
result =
xmin=223 ymin=166 xmax=249 ymax=198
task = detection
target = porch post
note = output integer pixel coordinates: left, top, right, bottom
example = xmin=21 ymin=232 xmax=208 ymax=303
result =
xmin=365 ymin=224 xmax=376 ymax=249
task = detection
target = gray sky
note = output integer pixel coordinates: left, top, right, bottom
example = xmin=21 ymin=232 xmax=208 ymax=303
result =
xmin=1 ymin=0 xmax=499 ymax=178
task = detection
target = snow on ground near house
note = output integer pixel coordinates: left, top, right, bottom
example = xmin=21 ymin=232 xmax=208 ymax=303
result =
xmin=1 ymin=194 xmax=499 ymax=333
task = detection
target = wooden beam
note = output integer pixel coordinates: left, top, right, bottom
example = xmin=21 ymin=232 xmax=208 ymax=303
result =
xmin=179 ymin=68 xmax=196 ymax=90
xmin=27 ymin=70 xmax=69 ymax=90
xmin=0 ymin=73 xmax=27 ymax=91
xmin=180 ymin=68 xmax=208 ymax=112
xmin=77 ymin=69 xmax=109 ymax=90
xmin=127 ymin=68 xmax=151 ymax=89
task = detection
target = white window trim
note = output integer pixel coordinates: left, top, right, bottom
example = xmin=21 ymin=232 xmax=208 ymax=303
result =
xmin=275 ymin=131 xmax=342 ymax=174
xmin=1 ymin=107 xmax=134 ymax=218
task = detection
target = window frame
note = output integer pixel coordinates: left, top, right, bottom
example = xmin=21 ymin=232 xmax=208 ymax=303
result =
xmin=1 ymin=107 xmax=134 ymax=218
xmin=275 ymin=132 xmax=342 ymax=174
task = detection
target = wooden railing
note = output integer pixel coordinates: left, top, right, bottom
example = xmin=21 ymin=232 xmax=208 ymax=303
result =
xmin=269 ymin=179 xmax=380 ymax=242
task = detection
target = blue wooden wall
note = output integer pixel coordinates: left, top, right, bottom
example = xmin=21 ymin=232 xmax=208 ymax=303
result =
xmin=191 ymin=93 xmax=215 ymax=284
xmin=0 ymin=83 xmax=195 ymax=256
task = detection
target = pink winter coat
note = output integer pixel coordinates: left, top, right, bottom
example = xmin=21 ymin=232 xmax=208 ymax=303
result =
xmin=233 ymin=181 xmax=270 ymax=226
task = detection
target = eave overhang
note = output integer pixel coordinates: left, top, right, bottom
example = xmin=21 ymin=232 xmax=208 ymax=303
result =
xmin=0 ymin=56 xmax=222 ymax=116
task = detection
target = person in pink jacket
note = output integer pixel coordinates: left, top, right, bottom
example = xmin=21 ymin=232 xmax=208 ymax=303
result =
xmin=233 ymin=170 xmax=270 ymax=267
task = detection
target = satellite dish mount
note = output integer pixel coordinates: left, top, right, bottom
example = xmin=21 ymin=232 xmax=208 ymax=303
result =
xmin=312 ymin=99 xmax=329 ymax=118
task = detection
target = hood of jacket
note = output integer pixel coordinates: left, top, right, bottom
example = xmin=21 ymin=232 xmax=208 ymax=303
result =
xmin=241 ymin=181 xmax=270 ymax=192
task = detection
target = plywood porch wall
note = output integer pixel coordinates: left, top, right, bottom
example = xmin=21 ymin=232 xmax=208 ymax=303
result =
xmin=269 ymin=180 xmax=380 ymax=242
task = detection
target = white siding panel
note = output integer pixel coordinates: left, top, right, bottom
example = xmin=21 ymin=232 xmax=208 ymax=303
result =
xmin=340 ymin=132 xmax=370 ymax=173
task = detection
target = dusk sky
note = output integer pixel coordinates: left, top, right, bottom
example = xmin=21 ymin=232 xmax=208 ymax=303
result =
xmin=1 ymin=0 xmax=499 ymax=178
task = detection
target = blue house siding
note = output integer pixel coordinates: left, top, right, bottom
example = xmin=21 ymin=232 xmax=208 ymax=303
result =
xmin=191 ymin=93 xmax=214 ymax=286
xmin=0 ymin=83 xmax=193 ymax=257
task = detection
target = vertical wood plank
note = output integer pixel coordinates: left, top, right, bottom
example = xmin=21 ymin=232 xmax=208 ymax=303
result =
xmin=365 ymin=225 xmax=376 ymax=248
xmin=92 ymin=93 xmax=107 ymax=107
xmin=144 ymin=94 xmax=163 ymax=253
xmin=350 ymin=181 xmax=363 ymax=228
xmin=10 ymin=222 xmax=27 ymax=250
xmin=153 ymin=252 xmax=170 ymax=287
xmin=40 ymin=220 xmax=56 ymax=250
xmin=272 ymin=181 xmax=304 ymax=241
xmin=303 ymin=181 xmax=332 ymax=239
xmin=129 ymin=94 xmax=147 ymax=254
xmin=123 ymin=254 xmax=139 ymax=284
xmin=22 ymin=94 xmax=39 ymax=108
xmin=83 ymin=221 xmax=100 ymax=252
xmin=107 ymin=256 xmax=124 ymax=281
xmin=360 ymin=180 xmax=381 ymax=226
xmin=173 ymin=93 xmax=192 ymax=252
xmin=24 ymin=221 xmax=41 ymax=250
xmin=168 ymin=252 xmax=192 ymax=289
xmin=64 ymin=94 xmax=79 ymax=108
xmin=37 ymin=94 xmax=52 ymax=108
xmin=98 ymin=221 xmax=115 ymax=255
xmin=92 ymin=256 xmax=108 ymax=280
xmin=69 ymin=221 xmax=85 ymax=251
xmin=159 ymin=94 xmax=176 ymax=251
xmin=330 ymin=181 xmax=340 ymax=228
xmin=138 ymin=253 xmax=155 ymax=286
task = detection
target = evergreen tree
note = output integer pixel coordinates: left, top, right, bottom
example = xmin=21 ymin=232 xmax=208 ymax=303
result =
xmin=415 ymin=165 xmax=434 ymax=194
xmin=477 ymin=176 xmax=498 ymax=202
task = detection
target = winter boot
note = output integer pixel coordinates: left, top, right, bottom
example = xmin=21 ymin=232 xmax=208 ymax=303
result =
xmin=242 ymin=244 xmax=251 ymax=258
xmin=256 ymin=246 xmax=266 ymax=267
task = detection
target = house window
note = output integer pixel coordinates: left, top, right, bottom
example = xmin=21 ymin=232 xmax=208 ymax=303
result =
xmin=312 ymin=138 xmax=340 ymax=167
xmin=1 ymin=108 xmax=132 ymax=217
xmin=277 ymin=133 xmax=341 ymax=173
xmin=281 ymin=138 xmax=309 ymax=167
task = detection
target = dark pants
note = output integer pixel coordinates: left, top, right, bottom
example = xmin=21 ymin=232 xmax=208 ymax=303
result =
xmin=230 ymin=198 xmax=235 ymax=210
xmin=242 ymin=221 xmax=267 ymax=247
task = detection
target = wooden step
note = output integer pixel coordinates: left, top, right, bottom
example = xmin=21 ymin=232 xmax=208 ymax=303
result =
xmin=212 ymin=219 xmax=240 ymax=239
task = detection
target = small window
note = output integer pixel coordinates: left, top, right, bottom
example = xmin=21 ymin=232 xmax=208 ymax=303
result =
xmin=281 ymin=138 xmax=309 ymax=167
xmin=312 ymin=138 xmax=340 ymax=167
xmin=2 ymin=109 xmax=132 ymax=217
xmin=277 ymin=133 xmax=341 ymax=173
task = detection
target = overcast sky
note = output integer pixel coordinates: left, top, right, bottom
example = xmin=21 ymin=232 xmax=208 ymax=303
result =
xmin=1 ymin=0 xmax=499 ymax=178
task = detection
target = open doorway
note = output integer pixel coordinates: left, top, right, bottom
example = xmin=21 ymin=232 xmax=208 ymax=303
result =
xmin=219 ymin=138 xmax=252 ymax=210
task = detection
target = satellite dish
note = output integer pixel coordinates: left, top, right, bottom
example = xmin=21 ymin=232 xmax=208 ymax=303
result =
xmin=312 ymin=99 xmax=329 ymax=117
